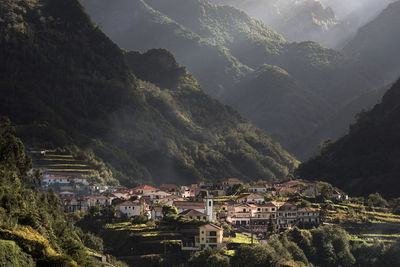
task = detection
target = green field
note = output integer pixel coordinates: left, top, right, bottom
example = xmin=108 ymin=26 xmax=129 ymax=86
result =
xmin=228 ymin=233 xmax=258 ymax=244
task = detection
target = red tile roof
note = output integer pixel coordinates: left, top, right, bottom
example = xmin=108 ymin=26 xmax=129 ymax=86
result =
xmin=173 ymin=201 xmax=205 ymax=209
xmin=180 ymin=209 xmax=207 ymax=217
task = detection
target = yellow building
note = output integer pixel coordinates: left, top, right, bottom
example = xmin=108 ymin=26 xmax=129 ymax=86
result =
xmin=198 ymin=223 xmax=224 ymax=249
xmin=181 ymin=223 xmax=224 ymax=250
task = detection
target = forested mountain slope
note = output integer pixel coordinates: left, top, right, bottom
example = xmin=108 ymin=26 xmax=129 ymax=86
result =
xmin=211 ymin=0 xmax=348 ymax=48
xmin=0 ymin=0 xmax=298 ymax=186
xmin=0 ymin=118 xmax=105 ymax=266
xmin=343 ymin=0 xmax=400 ymax=82
xmin=80 ymin=0 xmax=383 ymax=159
xmin=296 ymin=78 xmax=400 ymax=198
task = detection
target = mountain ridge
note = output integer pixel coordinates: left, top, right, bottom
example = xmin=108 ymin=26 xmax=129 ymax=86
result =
xmin=80 ymin=0 xmax=384 ymax=159
xmin=0 ymin=0 xmax=298 ymax=186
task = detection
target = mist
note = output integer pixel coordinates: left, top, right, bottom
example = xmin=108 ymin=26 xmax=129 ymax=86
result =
xmin=321 ymin=0 xmax=394 ymax=25
xmin=211 ymin=0 xmax=395 ymax=48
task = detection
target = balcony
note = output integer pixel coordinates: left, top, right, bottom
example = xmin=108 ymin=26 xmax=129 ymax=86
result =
xmin=206 ymin=238 xmax=218 ymax=244
xmin=181 ymin=242 xmax=200 ymax=251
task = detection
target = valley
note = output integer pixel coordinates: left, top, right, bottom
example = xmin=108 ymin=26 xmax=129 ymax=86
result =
xmin=1 ymin=0 xmax=400 ymax=266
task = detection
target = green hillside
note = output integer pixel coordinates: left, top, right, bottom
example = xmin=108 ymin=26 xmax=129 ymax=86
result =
xmin=0 ymin=118 xmax=109 ymax=266
xmin=0 ymin=0 xmax=298 ymax=187
xmin=296 ymin=78 xmax=400 ymax=198
xmin=80 ymin=0 xmax=383 ymax=159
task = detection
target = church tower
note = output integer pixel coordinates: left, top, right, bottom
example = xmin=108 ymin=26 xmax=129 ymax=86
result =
xmin=205 ymin=195 xmax=214 ymax=221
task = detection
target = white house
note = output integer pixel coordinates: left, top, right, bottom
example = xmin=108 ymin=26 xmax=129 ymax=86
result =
xmin=237 ymin=193 xmax=265 ymax=204
xmin=142 ymin=190 xmax=171 ymax=201
xmin=85 ymin=195 xmax=113 ymax=207
xmin=297 ymin=207 xmax=320 ymax=225
xmin=151 ymin=206 xmax=164 ymax=220
xmin=116 ymin=200 xmax=141 ymax=217
xmin=43 ymin=176 xmax=70 ymax=185
xmin=249 ymin=185 xmax=267 ymax=194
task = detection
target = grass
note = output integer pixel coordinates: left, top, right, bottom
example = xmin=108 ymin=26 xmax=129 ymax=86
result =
xmin=104 ymin=222 xmax=156 ymax=232
xmin=129 ymin=231 xmax=181 ymax=238
xmin=48 ymin=164 xmax=89 ymax=167
xmin=348 ymin=233 xmax=400 ymax=245
xmin=223 ymin=249 xmax=235 ymax=256
xmin=40 ymin=158 xmax=78 ymax=162
xmin=46 ymin=169 xmax=92 ymax=172
xmin=228 ymin=233 xmax=258 ymax=244
xmin=45 ymin=154 xmax=74 ymax=158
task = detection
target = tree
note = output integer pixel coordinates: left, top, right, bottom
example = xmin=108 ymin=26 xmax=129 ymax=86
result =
xmin=188 ymin=247 xmax=229 ymax=267
xmin=267 ymin=217 xmax=275 ymax=234
xmin=162 ymin=205 xmax=178 ymax=216
xmin=317 ymin=181 xmax=334 ymax=200
xmin=367 ymin=193 xmax=388 ymax=208
xmin=389 ymin=197 xmax=400 ymax=215
xmin=131 ymin=215 xmax=147 ymax=224
xmin=227 ymin=184 xmax=246 ymax=196
xmin=231 ymin=244 xmax=280 ymax=267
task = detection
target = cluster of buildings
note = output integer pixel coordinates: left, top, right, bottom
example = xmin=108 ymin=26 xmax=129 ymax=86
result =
xmin=37 ymin=174 xmax=328 ymax=250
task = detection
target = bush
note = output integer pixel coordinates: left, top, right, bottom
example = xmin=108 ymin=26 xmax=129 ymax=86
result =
xmin=131 ymin=215 xmax=148 ymax=224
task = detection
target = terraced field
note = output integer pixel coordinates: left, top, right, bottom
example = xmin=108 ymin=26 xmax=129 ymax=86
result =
xmin=325 ymin=202 xmax=400 ymax=224
xmin=30 ymin=151 xmax=95 ymax=175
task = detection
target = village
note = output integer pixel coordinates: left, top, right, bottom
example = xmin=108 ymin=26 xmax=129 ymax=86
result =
xmin=38 ymin=170 xmax=350 ymax=251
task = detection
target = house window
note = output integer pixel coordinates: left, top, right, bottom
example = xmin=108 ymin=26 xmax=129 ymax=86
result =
xmin=243 ymin=209 xmax=246 ymax=212
xmin=209 ymin=231 xmax=217 ymax=236
xmin=201 ymin=231 xmax=204 ymax=234
xmin=209 ymin=201 xmax=212 ymax=207
xmin=257 ymin=208 xmax=261 ymax=211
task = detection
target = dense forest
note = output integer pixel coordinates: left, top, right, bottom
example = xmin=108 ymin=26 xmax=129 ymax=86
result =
xmin=189 ymin=225 xmax=400 ymax=267
xmin=297 ymin=78 xmax=400 ymax=198
xmin=0 ymin=0 xmax=298 ymax=187
xmin=80 ymin=0 xmax=385 ymax=159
